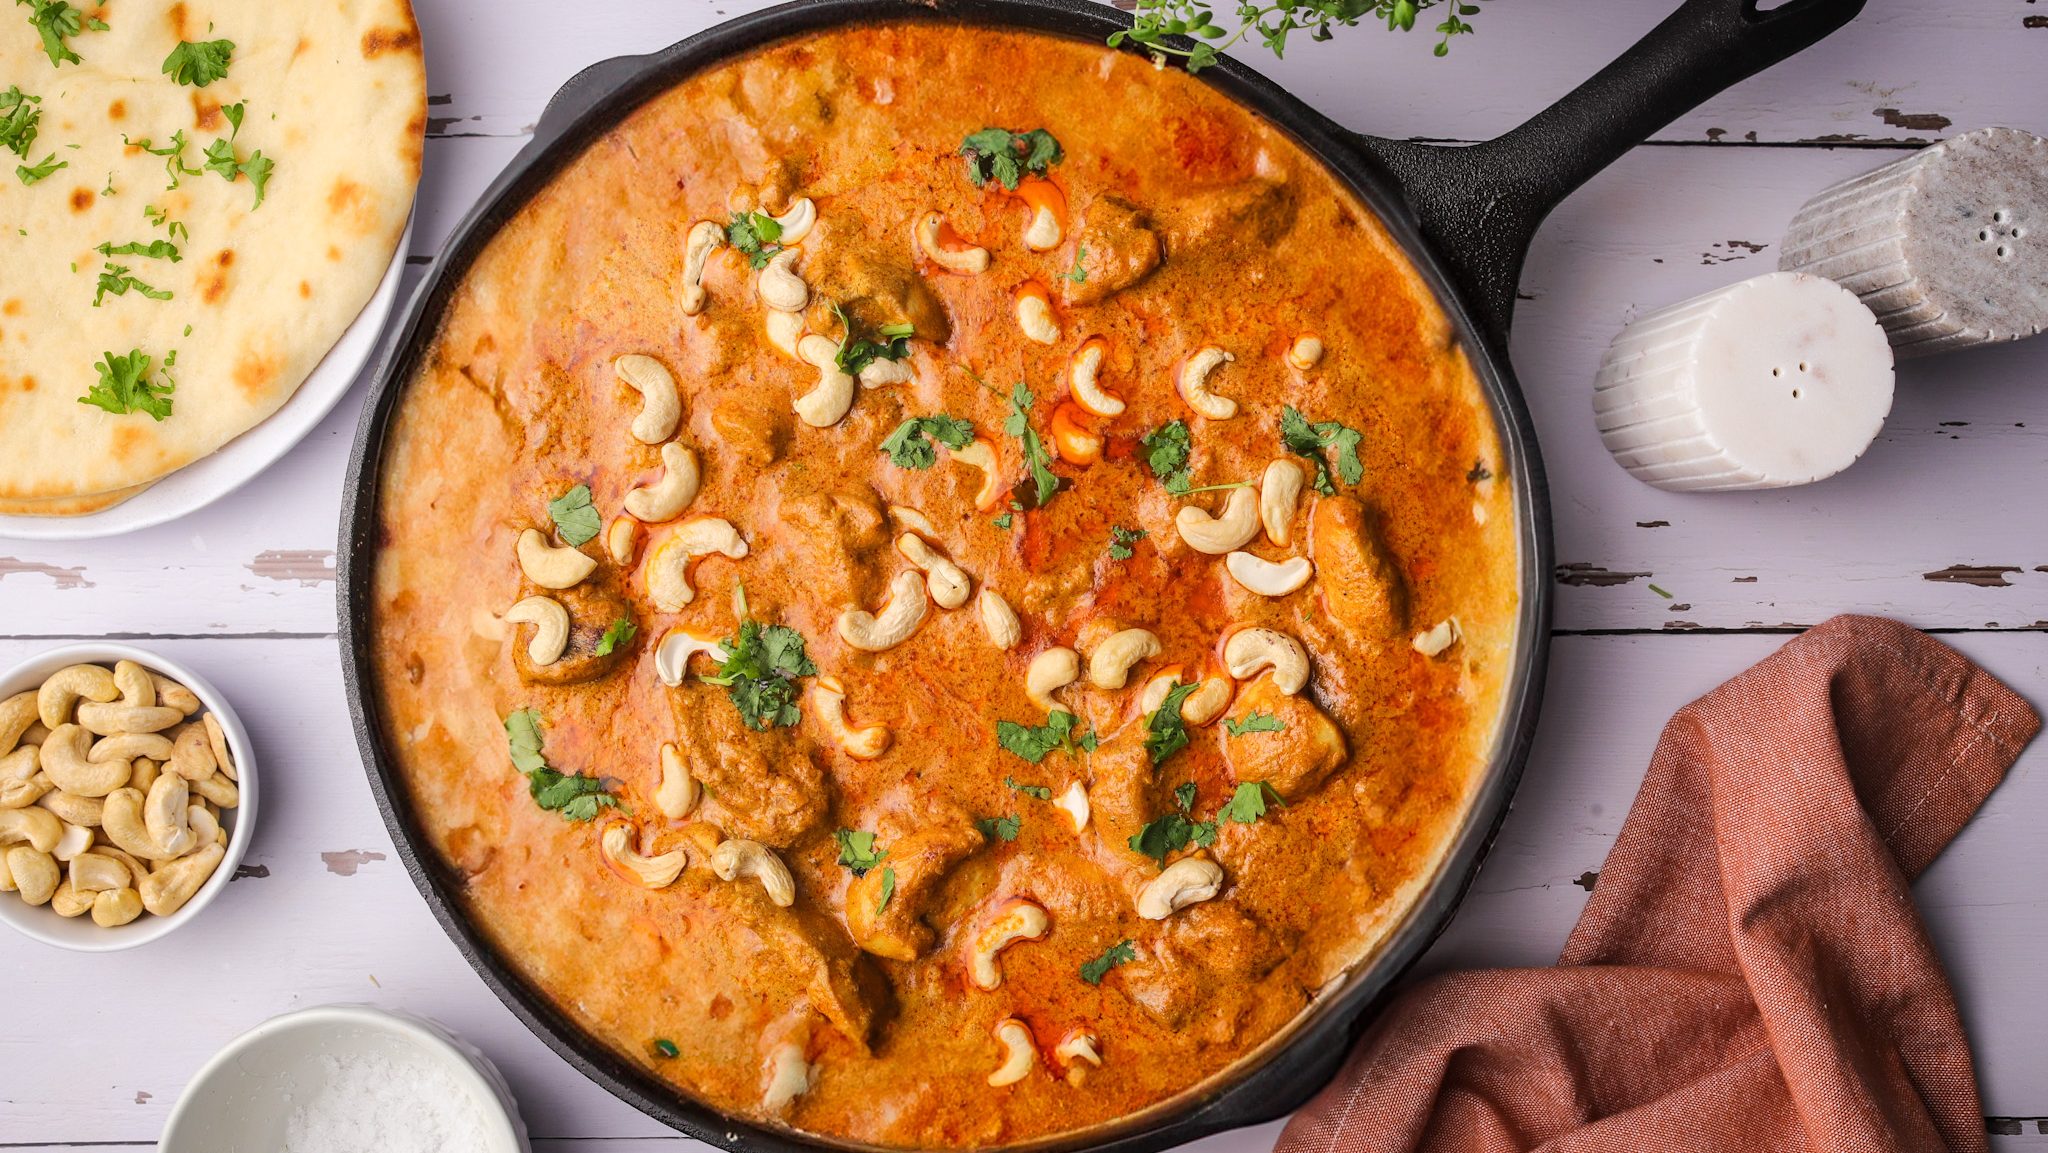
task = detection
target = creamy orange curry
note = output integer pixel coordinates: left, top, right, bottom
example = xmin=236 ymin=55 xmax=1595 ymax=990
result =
xmin=370 ymin=21 xmax=1517 ymax=1149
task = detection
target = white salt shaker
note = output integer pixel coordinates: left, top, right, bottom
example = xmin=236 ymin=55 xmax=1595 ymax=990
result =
xmin=1593 ymin=271 xmax=1894 ymax=492
xmin=1778 ymin=127 xmax=2047 ymax=357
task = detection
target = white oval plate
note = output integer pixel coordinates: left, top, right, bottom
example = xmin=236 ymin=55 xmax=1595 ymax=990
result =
xmin=0 ymin=214 xmax=415 ymax=541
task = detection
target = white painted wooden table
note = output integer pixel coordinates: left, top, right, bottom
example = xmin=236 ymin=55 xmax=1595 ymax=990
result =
xmin=5 ymin=1 xmax=2046 ymax=1149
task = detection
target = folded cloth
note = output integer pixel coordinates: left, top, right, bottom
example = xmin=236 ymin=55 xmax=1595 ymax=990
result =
xmin=1277 ymin=615 xmax=2038 ymax=1153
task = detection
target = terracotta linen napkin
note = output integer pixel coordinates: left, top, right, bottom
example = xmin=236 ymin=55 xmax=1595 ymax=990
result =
xmin=1277 ymin=615 xmax=2038 ymax=1153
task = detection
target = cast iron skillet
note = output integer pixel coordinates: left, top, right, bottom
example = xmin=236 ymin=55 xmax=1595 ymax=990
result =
xmin=338 ymin=0 xmax=1864 ymax=1148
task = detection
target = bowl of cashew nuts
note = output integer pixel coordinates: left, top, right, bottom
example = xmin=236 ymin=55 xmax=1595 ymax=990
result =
xmin=0 ymin=644 xmax=254 ymax=951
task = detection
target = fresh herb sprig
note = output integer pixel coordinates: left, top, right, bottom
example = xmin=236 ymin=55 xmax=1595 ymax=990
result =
xmin=1130 ymin=781 xmax=1213 ymax=863
xmin=79 ymin=349 xmax=176 ymax=420
xmin=1110 ymin=0 xmax=1487 ymax=73
xmin=959 ymin=127 xmax=1063 ymax=191
xmin=975 ymin=814 xmax=1021 ymax=842
xmin=547 ymin=484 xmax=601 ymax=546
xmin=594 ymin=617 xmax=637 ymax=656
xmin=996 ymin=711 xmax=1096 ymax=765
xmin=0 ymin=86 xmax=41 ymax=158
xmin=504 ymin=708 xmax=624 ymax=821
xmin=162 ymin=38 xmax=233 ymax=87
xmin=1108 ymin=525 xmax=1147 ymax=561
xmin=1080 ymin=938 xmax=1136 ymax=985
xmin=1143 ymin=682 xmax=1201 ymax=766
xmin=93 ymin=264 xmax=172 ymax=306
xmin=833 ymin=829 xmax=888 ymax=877
xmin=1004 ymin=381 xmax=1060 ymax=508
xmin=15 ymin=151 xmax=62 ymax=184
xmin=725 ymin=210 xmax=782 ymax=270
xmin=1280 ymin=405 xmax=1365 ymax=496
xmin=17 ymin=0 xmax=104 ymax=68
xmin=832 ymin=303 xmax=914 ymax=377
xmin=880 ymin=413 xmax=974 ymax=470
xmin=703 ymin=619 xmax=817 ymax=731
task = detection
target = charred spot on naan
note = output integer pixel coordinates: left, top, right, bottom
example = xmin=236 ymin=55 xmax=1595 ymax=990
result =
xmin=234 ymin=343 xmax=285 ymax=401
xmin=361 ymin=25 xmax=420 ymax=59
xmin=108 ymin=99 xmax=125 ymax=121
xmin=198 ymin=249 xmax=236 ymax=305
xmin=192 ymin=92 xmax=224 ymax=132
xmin=166 ymin=1 xmax=190 ymax=40
xmin=69 ymin=188 xmax=95 ymax=213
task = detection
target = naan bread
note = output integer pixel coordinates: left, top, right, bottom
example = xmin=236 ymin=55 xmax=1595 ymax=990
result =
xmin=0 ymin=0 xmax=423 ymax=504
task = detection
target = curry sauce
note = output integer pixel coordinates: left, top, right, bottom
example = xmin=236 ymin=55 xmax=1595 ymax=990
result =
xmin=370 ymin=21 xmax=1519 ymax=1149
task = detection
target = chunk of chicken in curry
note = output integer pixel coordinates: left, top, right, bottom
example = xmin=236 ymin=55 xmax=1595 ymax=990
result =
xmin=371 ymin=21 xmax=1518 ymax=1151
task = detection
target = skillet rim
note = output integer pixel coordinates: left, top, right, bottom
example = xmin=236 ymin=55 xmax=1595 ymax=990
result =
xmin=335 ymin=3 xmax=1554 ymax=1150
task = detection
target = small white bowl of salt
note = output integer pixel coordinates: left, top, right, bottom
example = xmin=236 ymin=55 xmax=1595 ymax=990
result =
xmin=159 ymin=1004 xmax=530 ymax=1153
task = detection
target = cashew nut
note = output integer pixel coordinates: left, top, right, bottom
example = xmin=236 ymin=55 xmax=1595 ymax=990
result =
xmin=139 ymin=841 xmax=224 ymax=917
xmin=168 ymin=724 xmax=217 ymax=782
xmin=761 ymin=1041 xmax=811 ymax=1112
xmin=0 ymin=691 xmax=39 ymax=753
xmin=130 ymin=758 xmax=161 ymax=796
xmin=654 ymin=628 xmax=730 ymax=687
xmin=39 ymin=724 xmax=129 ymax=797
xmin=614 ymin=354 xmax=683 ymax=444
xmin=757 ymin=248 xmax=809 ymax=313
xmin=793 ymin=334 xmax=856 ymax=427
xmin=1055 ymin=1029 xmax=1102 ymax=1085
xmin=74 ymin=702 xmax=182 ymax=736
xmin=809 ymin=676 xmax=890 ymax=760
xmin=764 ymin=308 xmax=806 ymax=360
xmin=968 ymin=897 xmax=1050 ymax=990
xmin=1174 ymin=486 xmax=1260 ymax=554
xmin=1014 ymin=282 xmax=1060 ymax=345
xmin=978 ymin=589 xmax=1021 ymax=650
xmin=91 ymin=732 xmax=174 ymax=765
xmin=859 ymin=356 xmax=913 ymax=387
xmin=888 ymin=505 xmax=938 ymax=537
xmin=202 ymin=713 xmax=238 ymax=782
xmin=1176 ymin=347 xmax=1238 ymax=420
xmin=601 ymin=821 xmax=688 ymax=889
xmin=35 ymin=786 xmax=100 ymax=827
xmin=951 ymin=438 xmax=1005 ymax=511
xmin=1023 ymin=208 xmax=1060 ymax=251
xmin=189 ymin=771 xmax=238 ymax=809
xmin=0 ymin=804 xmax=63 ymax=854
xmin=1225 ymin=552 xmax=1314 ymax=597
xmin=1025 ymin=647 xmax=1081 ymax=713
xmin=1412 ymin=617 xmax=1463 ymax=657
xmin=69 ymin=850 xmax=127 ymax=893
xmin=1068 ymin=337 xmax=1123 ymax=417
xmin=606 ymin=516 xmax=639 ymax=565
xmin=624 ymin=441 xmax=702 ymax=523
xmin=988 ymin=1018 xmax=1037 ymax=1087
xmin=517 ymin=528 xmax=597 ymax=590
xmin=142 ymin=773 xmax=194 ymax=858
xmin=914 ymin=211 xmax=990 ymax=275
xmin=6 ymin=846 xmax=58 ymax=905
xmin=1137 ymin=856 xmax=1225 ymax=919
xmin=49 ymin=877 xmax=93 ymax=917
xmin=1137 ymin=671 xmax=1233 ymax=727
xmin=36 ymin=665 xmax=118 ymax=728
xmin=1054 ymin=780 xmax=1090 ymax=832
xmin=187 ymin=803 xmax=222 ymax=848
xmin=836 ymin=571 xmax=929 ymax=653
xmin=1261 ymin=459 xmax=1304 ymax=547
xmin=51 ymin=820 xmax=92 ymax=862
xmin=644 ymin=518 xmax=749 ymax=613
xmin=1087 ymin=629 xmax=1161 ymax=690
xmin=679 ymin=220 xmax=723 ymax=315
xmin=0 ymin=748 xmax=41 ymax=807
xmin=710 ymin=839 xmax=796 ymax=907
xmin=149 ymin=675 xmax=201 ymax=716
xmin=772 ymin=196 xmax=817 ymax=244
xmin=1223 ymin=628 xmax=1311 ymax=696
xmin=1287 ymin=334 xmax=1325 ymax=370
xmin=896 ymin=534 xmax=971 ymax=609
xmin=656 ymin=741 xmax=699 ymax=819
xmin=111 ymin=660 xmax=155 ymax=708
xmin=92 ymin=886 xmax=143 ymax=927
xmin=503 ymin=596 xmax=571 ymax=666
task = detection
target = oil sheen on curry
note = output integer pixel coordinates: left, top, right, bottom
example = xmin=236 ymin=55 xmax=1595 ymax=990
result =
xmin=371 ymin=21 xmax=1517 ymax=1150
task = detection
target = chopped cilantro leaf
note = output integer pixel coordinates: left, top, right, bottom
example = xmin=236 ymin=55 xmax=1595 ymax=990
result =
xmin=1128 ymin=802 xmax=1216 ymax=865
xmin=1004 ymin=380 xmax=1059 ymax=507
xmin=1080 ymin=938 xmax=1136 ymax=985
xmin=162 ymin=38 xmax=234 ymax=87
xmin=503 ymin=708 xmax=623 ymax=821
xmin=1 ymin=86 xmax=42 ymax=159
xmin=96 ymin=239 xmax=181 ymax=261
xmin=123 ymin=130 xmax=201 ymax=190
xmin=594 ymin=617 xmax=637 ymax=656
xmin=833 ymin=829 xmax=888 ymax=877
xmin=725 ymin=210 xmax=783 ymax=270
xmin=833 ymin=302 xmax=915 ymax=377
xmin=960 ymin=127 xmax=1063 ymax=191
xmin=1279 ymin=405 xmax=1365 ymax=496
xmin=975 ymin=814 xmax=1021 ymax=842
xmin=78 ymin=348 xmax=175 ymax=420
xmin=546 ymin=484 xmax=601 ymax=545
xmin=652 ymin=1038 xmax=680 ymax=1059
xmin=1061 ymin=244 xmax=1088 ymax=284
xmin=144 ymin=203 xmax=189 ymax=242
xmin=875 ymin=865 xmax=896 ymax=913
xmin=1108 ymin=524 xmax=1147 ymax=561
xmin=1004 ymin=775 xmax=1053 ymax=801
xmin=15 ymin=150 xmax=62 ymax=184
xmin=1141 ymin=420 xmax=1191 ymax=492
xmin=881 ymin=414 xmax=975 ymax=470
xmin=19 ymin=0 xmax=92 ymax=67
xmin=1218 ymin=780 xmax=1286 ymax=825
xmin=704 ymin=619 xmax=817 ymax=731
xmin=992 ymin=512 xmax=1014 ymax=530
xmin=505 ymin=708 xmax=546 ymax=774
xmin=1174 ymin=781 xmax=1197 ymax=812
xmin=997 ymin=712 xmax=1091 ymax=765
xmin=1144 ymin=683 xmax=1201 ymax=766
xmin=93 ymin=262 xmax=172 ymax=306
xmin=1224 ymin=711 xmax=1285 ymax=736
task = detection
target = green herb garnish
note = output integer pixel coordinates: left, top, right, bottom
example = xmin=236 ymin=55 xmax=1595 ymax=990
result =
xmin=1279 ymin=405 xmax=1364 ymax=496
xmin=0 ymin=86 xmax=42 ymax=158
xmin=503 ymin=708 xmax=623 ymax=821
xmin=880 ymin=413 xmax=975 ymax=470
xmin=1143 ymin=682 xmax=1200 ymax=765
xmin=594 ymin=617 xmax=637 ymax=656
xmin=162 ymin=38 xmax=234 ymax=87
xmin=144 ymin=203 xmax=190 ymax=242
xmin=1128 ymin=779 xmax=1217 ymax=863
xmin=1225 ymin=711 xmax=1285 ymax=736
xmin=79 ymin=349 xmax=175 ymax=420
xmin=1217 ymin=780 xmax=1286 ymax=825
xmin=975 ymin=814 xmax=1021 ymax=842
xmin=652 ymin=1038 xmax=680 ymax=1059
xmin=546 ymin=484 xmax=600 ymax=545
xmin=833 ymin=302 xmax=915 ymax=377
xmin=1141 ymin=420 xmax=1192 ymax=492
xmin=833 ymin=829 xmax=888 ymax=877
xmin=1108 ymin=525 xmax=1147 ymax=561
xmin=1061 ymin=244 xmax=1088 ymax=284
xmin=703 ymin=619 xmax=817 ymax=731
xmin=725 ymin=210 xmax=782 ymax=270
xmin=875 ymin=865 xmax=896 ymax=914
xmin=1110 ymin=0 xmax=1483 ymax=74
xmin=1003 ymin=381 xmax=1059 ymax=507
xmin=959 ymin=127 xmax=1063 ymax=191
xmin=1005 ymin=775 xmax=1054 ymax=801
xmin=93 ymin=263 xmax=172 ymax=306
xmin=17 ymin=0 xmax=101 ymax=68
xmin=997 ymin=712 xmax=1093 ymax=765
xmin=15 ymin=150 xmax=62 ymax=184
xmin=1080 ymin=938 xmax=1136 ymax=985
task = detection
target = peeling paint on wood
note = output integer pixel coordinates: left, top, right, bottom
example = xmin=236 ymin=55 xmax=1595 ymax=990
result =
xmin=1573 ymin=871 xmax=1599 ymax=891
xmin=2024 ymin=15 xmax=2046 ymax=29
xmin=1733 ymin=576 xmax=1759 ymax=584
xmin=0 ymin=557 xmax=94 ymax=589
xmin=1875 ymin=108 xmax=1954 ymax=132
xmin=320 ymin=849 xmax=386 ymax=876
xmin=1923 ymin=565 xmax=2022 ymax=588
xmin=133 ymin=1090 xmax=151 ymax=1104
xmin=1636 ymin=520 xmax=1671 ymax=529
xmin=1556 ymin=563 xmax=1651 ymax=588
xmin=232 ymin=863 xmax=270 ymax=881
xmin=247 ymin=549 xmax=336 ymax=586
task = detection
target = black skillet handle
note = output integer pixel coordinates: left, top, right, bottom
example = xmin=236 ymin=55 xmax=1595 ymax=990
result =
xmin=535 ymin=52 xmax=655 ymax=147
xmin=1354 ymin=0 xmax=1866 ymax=350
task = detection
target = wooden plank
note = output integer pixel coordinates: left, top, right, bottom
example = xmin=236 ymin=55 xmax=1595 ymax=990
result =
xmin=0 ymin=633 xmax=2040 ymax=1143
xmin=409 ymin=0 xmax=2046 ymax=147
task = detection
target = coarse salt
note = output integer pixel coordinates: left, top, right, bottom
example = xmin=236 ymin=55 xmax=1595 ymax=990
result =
xmin=282 ymin=1047 xmax=494 ymax=1153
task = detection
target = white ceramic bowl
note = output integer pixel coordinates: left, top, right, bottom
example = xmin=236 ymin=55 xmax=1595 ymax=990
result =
xmin=159 ymin=1004 xmax=532 ymax=1153
xmin=0 ymin=643 xmax=256 ymax=950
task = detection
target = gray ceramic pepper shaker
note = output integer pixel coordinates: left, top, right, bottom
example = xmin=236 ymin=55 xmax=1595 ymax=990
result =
xmin=1778 ymin=127 xmax=2047 ymax=358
